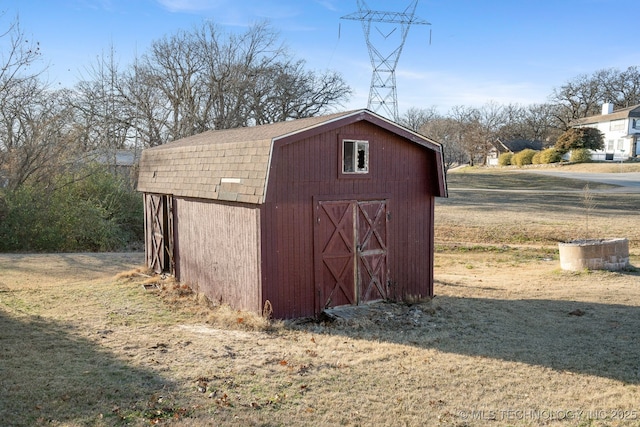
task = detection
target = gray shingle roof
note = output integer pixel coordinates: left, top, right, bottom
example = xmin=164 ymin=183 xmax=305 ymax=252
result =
xmin=495 ymin=139 xmax=544 ymax=153
xmin=138 ymin=111 xmax=361 ymax=204
xmin=571 ymin=104 xmax=640 ymax=126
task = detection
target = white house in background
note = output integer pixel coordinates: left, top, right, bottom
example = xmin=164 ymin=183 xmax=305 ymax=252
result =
xmin=571 ymin=103 xmax=640 ymax=161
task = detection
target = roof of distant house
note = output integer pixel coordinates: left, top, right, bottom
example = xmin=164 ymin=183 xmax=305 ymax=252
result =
xmin=571 ymin=104 xmax=640 ymax=126
xmin=495 ymin=138 xmax=544 ymax=153
xmin=87 ymin=149 xmax=141 ymax=166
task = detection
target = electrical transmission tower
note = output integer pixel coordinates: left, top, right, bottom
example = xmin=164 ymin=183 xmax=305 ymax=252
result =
xmin=341 ymin=0 xmax=430 ymax=122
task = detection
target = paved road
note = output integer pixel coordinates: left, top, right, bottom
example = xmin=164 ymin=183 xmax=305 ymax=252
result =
xmin=523 ymin=171 xmax=640 ymax=192
xmin=450 ymin=171 xmax=640 ymax=194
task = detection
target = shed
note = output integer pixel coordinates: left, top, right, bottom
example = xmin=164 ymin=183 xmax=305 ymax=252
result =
xmin=137 ymin=109 xmax=447 ymax=319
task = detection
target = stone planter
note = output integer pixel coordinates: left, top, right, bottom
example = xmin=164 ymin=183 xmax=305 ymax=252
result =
xmin=558 ymin=238 xmax=630 ymax=271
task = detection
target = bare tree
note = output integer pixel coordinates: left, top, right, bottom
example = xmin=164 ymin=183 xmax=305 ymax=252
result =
xmin=120 ymin=21 xmax=351 ymax=145
xmin=0 ymin=15 xmax=42 ymax=94
xmin=522 ymin=103 xmax=561 ymax=143
xmin=492 ymin=103 xmax=527 ymax=141
xmin=142 ymin=27 xmax=208 ymax=140
xmin=197 ymin=21 xmax=284 ymax=130
xmin=419 ymin=117 xmax=468 ymax=173
xmin=547 ymin=67 xmax=640 ymax=131
xmin=0 ymin=81 xmax=76 ymax=190
xmin=600 ymin=66 xmax=640 ymax=108
xmin=488 ymin=103 xmax=559 ymax=145
xmin=70 ymin=45 xmax=134 ymax=165
xmin=249 ymin=59 xmax=351 ymax=125
xmin=0 ymin=14 xmax=74 ymax=191
xmin=446 ymin=105 xmax=486 ymax=166
xmin=63 ymin=21 xmax=350 ymax=152
xmin=398 ymin=106 xmax=440 ymax=132
xmin=549 ymin=73 xmax=603 ymax=128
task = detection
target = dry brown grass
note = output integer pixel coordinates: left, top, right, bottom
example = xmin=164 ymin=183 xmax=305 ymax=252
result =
xmin=440 ymin=167 xmax=640 ymax=250
xmin=121 ymin=271 xmax=276 ymax=333
xmin=1 ymin=168 xmax=639 ymax=426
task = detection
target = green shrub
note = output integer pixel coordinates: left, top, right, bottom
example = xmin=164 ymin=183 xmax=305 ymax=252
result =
xmin=511 ymin=149 xmax=538 ymax=166
xmin=0 ymin=185 xmax=50 ymax=251
xmin=570 ymin=148 xmax=592 ymax=163
xmin=498 ymin=152 xmax=512 ymax=166
xmin=538 ymin=148 xmax=562 ymax=164
xmin=0 ymin=164 xmax=143 ymax=252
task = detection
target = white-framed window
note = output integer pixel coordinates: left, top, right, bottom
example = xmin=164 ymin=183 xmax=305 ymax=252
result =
xmin=342 ymin=140 xmax=369 ymax=174
xmin=610 ymin=120 xmax=625 ymax=131
xmin=617 ymin=139 xmax=625 ymax=150
xmin=607 ymin=140 xmax=615 ymax=151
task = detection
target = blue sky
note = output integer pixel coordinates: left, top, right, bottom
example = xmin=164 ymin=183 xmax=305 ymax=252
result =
xmin=2 ymin=0 xmax=637 ymax=115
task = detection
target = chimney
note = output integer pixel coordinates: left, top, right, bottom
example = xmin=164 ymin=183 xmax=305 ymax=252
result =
xmin=602 ymin=102 xmax=614 ymax=115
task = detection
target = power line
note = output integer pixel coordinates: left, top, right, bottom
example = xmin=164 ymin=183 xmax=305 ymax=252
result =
xmin=341 ymin=0 xmax=430 ymax=122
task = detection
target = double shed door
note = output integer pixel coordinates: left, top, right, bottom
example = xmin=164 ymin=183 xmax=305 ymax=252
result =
xmin=144 ymin=193 xmax=174 ymax=274
xmin=315 ymin=199 xmax=389 ymax=311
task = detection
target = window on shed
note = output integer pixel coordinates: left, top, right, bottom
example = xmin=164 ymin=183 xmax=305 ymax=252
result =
xmin=343 ymin=140 xmax=369 ymax=174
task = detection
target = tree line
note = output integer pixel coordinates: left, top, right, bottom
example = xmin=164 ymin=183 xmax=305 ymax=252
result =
xmin=0 ymin=13 xmax=637 ymax=251
xmin=0 ymin=17 xmax=351 ymax=193
xmin=399 ymin=68 xmax=640 ymax=171
xmin=0 ymin=16 xmax=351 ymax=251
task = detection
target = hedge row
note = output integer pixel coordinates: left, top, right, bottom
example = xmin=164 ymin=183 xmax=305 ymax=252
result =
xmin=498 ymin=147 xmax=589 ymax=166
xmin=0 ymin=164 xmax=143 ymax=252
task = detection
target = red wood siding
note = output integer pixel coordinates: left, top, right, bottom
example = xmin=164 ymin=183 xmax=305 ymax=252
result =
xmin=262 ymin=121 xmax=438 ymax=318
xmin=174 ymin=197 xmax=262 ymax=313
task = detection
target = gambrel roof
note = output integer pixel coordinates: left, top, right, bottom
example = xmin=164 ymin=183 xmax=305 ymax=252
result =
xmin=137 ymin=109 xmax=446 ymax=204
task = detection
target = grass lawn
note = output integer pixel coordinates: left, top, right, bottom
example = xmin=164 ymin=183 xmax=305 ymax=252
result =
xmin=1 ymin=166 xmax=639 ymax=426
xmin=440 ymin=165 xmax=640 ymax=249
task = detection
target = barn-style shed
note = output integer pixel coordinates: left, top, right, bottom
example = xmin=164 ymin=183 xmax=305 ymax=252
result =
xmin=137 ymin=109 xmax=447 ymax=319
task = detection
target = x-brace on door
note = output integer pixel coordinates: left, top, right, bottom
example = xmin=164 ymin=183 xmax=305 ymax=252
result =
xmin=314 ymin=199 xmax=388 ymax=312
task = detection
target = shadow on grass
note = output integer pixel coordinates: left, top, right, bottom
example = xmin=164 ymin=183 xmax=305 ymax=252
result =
xmin=311 ymin=294 xmax=640 ymax=385
xmin=0 ymin=310 xmax=175 ymax=426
